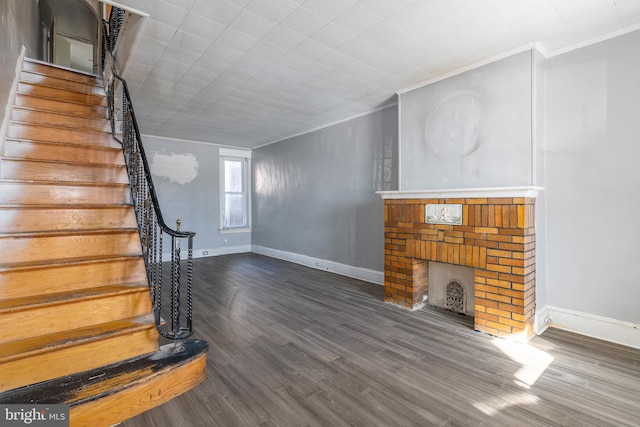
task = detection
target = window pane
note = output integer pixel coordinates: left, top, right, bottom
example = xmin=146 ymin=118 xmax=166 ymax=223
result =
xmin=225 ymin=194 xmax=245 ymax=227
xmin=225 ymin=160 xmax=243 ymax=192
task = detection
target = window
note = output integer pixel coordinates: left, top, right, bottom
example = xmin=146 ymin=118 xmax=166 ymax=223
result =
xmin=220 ymin=148 xmax=251 ymax=232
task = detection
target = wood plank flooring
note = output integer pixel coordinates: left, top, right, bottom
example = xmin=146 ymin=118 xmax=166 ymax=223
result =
xmin=122 ymin=253 xmax=640 ymax=427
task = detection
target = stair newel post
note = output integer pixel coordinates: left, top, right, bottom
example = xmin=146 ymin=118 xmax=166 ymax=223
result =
xmin=186 ymin=233 xmax=194 ymax=333
xmin=173 ymin=220 xmax=181 ymax=324
xmin=170 ymin=218 xmax=184 ymax=353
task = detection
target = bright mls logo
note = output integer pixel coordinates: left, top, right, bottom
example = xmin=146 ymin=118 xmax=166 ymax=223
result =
xmin=0 ymin=405 xmax=68 ymax=426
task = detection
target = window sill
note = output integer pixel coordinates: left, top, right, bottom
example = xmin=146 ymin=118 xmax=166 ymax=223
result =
xmin=219 ymin=227 xmax=252 ymax=234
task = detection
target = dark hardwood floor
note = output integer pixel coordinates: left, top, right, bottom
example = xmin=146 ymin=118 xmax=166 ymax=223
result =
xmin=122 ymin=253 xmax=640 ymax=427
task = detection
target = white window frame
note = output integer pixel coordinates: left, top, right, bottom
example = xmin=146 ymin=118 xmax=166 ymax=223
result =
xmin=219 ymin=147 xmax=252 ymax=233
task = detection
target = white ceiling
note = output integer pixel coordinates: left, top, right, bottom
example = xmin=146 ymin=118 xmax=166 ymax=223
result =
xmin=114 ymin=0 xmax=640 ymax=148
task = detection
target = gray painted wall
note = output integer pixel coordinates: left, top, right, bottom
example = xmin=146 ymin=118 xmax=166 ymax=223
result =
xmin=400 ymin=50 xmax=533 ymax=190
xmin=252 ymin=106 xmax=398 ymax=272
xmin=544 ymin=30 xmax=640 ymax=323
xmin=143 ymin=135 xmax=251 ymax=255
xmin=0 ymin=0 xmax=42 ymax=129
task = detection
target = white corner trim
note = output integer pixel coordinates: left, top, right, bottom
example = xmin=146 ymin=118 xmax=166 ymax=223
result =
xmin=546 ymin=22 xmax=640 ymax=58
xmin=537 ymin=305 xmax=640 ymax=350
xmin=377 ymin=186 xmax=544 ymax=200
xmin=252 ymin=245 xmax=384 ymax=285
xmin=101 ymin=0 xmax=149 ymax=17
xmin=141 ymin=133 xmax=253 ymax=150
xmin=398 ymin=43 xmax=546 ymax=95
xmin=219 ymin=147 xmax=252 ymax=158
xmin=254 ymin=102 xmax=398 ymax=150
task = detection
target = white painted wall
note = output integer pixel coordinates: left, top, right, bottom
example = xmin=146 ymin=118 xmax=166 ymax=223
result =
xmin=143 ymin=135 xmax=251 ymax=257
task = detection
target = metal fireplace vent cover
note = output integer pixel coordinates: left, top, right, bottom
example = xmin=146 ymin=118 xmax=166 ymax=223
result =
xmin=446 ymin=281 xmax=465 ymax=314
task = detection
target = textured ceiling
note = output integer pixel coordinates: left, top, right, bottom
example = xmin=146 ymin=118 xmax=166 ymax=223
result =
xmin=115 ymin=0 xmax=640 ymax=148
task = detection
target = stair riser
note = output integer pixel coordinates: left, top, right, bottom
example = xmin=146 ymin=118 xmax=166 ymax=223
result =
xmin=11 ymin=108 xmax=111 ymax=133
xmin=7 ymin=123 xmax=118 ymax=148
xmin=0 ymin=289 xmax=152 ymax=344
xmin=22 ymin=60 xmax=102 ymax=86
xmin=0 ymin=182 xmax=130 ymax=205
xmin=17 ymin=82 xmax=106 ymax=106
xmin=20 ymin=71 xmax=104 ymax=96
xmin=0 ymin=259 xmax=147 ymax=300
xmin=14 ymin=94 xmax=108 ymax=119
xmin=3 ymin=139 xmax=124 ymax=165
xmin=0 ymin=258 xmax=147 ymax=300
xmin=0 ymin=326 xmax=158 ymax=392
xmin=1 ymin=159 xmax=129 ymax=184
xmin=0 ymin=232 xmax=142 ymax=266
xmin=0 ymin=207 xmax=137 ymax=233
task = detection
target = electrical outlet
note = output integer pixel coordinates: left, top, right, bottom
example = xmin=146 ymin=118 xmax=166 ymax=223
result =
xmin=202 ymin=251 xmax=208 ymax=255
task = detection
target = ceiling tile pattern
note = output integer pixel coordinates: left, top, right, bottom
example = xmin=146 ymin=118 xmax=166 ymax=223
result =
xmin=116 ymin=0 xmax=640 ymax=148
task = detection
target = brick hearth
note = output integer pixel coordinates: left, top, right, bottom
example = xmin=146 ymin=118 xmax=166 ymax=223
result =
xmin=382 ymin=194 xmax=537 ymax=341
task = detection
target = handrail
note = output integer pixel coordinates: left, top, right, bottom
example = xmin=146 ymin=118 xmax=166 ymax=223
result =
xmin=101 ymin=17 xmax=195 ymax=342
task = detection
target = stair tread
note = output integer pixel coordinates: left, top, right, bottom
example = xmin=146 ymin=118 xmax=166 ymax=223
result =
xmin=11 ymin=105 xmax=110 ymax=127
xmin=6 ymin=123 xmax=118 ymax=148
xmin=9 ymin=119 xmax=111 ymax=135
xmin=17 ymin=83 xmax=107 ymax=107
xmin=0 ymin=254 xmax=142 ymax=274
xmin=11 ymin=105 xmax=108 ymax=120
xmin=0 ymin=204 xmax=132 ymax=210
xmin=0 ymin=339 xmax=208 ymax=405
xmin=2 ymin=156 xmax=126 ymax=169
xmin=17 ymin=80 xmax=105 ymax=97
xmin=0 ymin=178 xmax=129 ymax=187
xmin=0 ymin=314 xmax=154 ymax=362
xmin=4 ymin=136 xmax=120 ymax=150
xmin=19 ymin=71 xmax=105 ymax=93
xmin=0 ymin=253 xmax=143 ymax=270
xmin=0 ymin=283 xmax=149 ymax=313
xmin=23 ymin=58 xmax=102 ymax=84
xmin=0 ymin=227 xmax=138 ymax=238
xmin=14 ymin=93 xmax=108 ymax=117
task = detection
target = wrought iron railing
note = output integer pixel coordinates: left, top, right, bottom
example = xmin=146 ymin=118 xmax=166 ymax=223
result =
xmin=101 ymin=17 xmax=195 ymax=342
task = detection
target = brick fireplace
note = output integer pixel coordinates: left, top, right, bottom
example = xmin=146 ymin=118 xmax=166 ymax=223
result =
xmin=378 ymin=188 xmax=540 ymax=342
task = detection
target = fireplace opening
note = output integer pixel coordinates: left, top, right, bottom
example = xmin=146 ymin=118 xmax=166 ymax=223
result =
xmin=427 ymin=262 xmax=475 ymax=317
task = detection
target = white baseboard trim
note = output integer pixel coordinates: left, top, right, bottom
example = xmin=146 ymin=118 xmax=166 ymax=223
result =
xmin=163 ymin=244 xmax=251 ymax=261
xmin=536 ymin=305 xmax=640 ymax=350
xmin=251 ymin=245 xmax=384 ymax=285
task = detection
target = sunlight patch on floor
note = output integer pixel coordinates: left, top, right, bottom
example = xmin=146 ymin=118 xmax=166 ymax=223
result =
xmin=492 ymin=337 xmax=554 ymax=388
xmin=473 ymin=391 xmax=541 ymax=416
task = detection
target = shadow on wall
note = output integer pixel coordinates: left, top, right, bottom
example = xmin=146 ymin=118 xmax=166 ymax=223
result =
xmin=373 ymin=133 xmax=395 ymax=192
xmin=373 ymin=96 xmax=399 ymax=192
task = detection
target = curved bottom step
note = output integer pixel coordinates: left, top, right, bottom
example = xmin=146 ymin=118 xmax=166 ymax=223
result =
xmin=0 ymin=339 xmax=208 ymax=427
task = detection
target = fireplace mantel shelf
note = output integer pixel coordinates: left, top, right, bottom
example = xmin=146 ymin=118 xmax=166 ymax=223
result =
xmin=376 ymin=186 xmax=543 ymax=200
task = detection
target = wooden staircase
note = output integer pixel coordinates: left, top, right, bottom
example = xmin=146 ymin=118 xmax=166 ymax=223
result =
xmin=0 ymin=59 xmax=207 ymax=426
